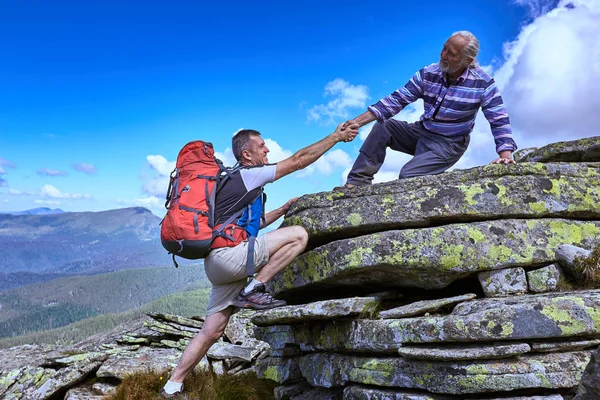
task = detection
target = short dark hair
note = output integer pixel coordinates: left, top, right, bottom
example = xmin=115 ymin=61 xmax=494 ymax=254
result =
xmin=232 ymin=129 xmax=261 ymax=161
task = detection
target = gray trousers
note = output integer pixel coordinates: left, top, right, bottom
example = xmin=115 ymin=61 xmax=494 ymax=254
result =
xmin=346 ymin=119 xmax=470 ymax=186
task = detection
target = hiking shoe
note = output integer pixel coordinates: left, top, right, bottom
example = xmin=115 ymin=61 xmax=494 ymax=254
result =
xmin=333 ymin=183 xmax=357 ymax=191
xmin=160 ymin=388 xmax=188 ymax=399
xmin=234 ymin=283 xmax=287 ymax=310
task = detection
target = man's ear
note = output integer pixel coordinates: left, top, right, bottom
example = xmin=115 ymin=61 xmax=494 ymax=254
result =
xmin=240 ymin=149 xmax=251 ymax=162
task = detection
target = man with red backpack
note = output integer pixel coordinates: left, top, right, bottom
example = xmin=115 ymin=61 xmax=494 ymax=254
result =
xmin=160 ymin=122 xmax=359 ymax=398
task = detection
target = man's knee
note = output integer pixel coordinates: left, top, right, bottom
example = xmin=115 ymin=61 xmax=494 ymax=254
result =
xmin=289 ymin=225 xmax=308 ymax=248
xmin=201 ymin=326 xmax=225 ymax=343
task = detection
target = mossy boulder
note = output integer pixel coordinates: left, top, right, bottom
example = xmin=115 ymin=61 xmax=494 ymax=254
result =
xmin=255 ymin=291 xmax=600 ymax=352
xmin=296 ymin=351 xmax=590 ymax=394
xmin=282 ymin=162 xmax=600 ymax=245
xmin=270 ymin=219 xmax=600 ymax=296
xmin=520 ymin=136 xmax=600 ymax=163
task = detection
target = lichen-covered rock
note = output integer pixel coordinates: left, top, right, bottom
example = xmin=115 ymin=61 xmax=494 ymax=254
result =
xmin=478 ymin=268 xmax=528 ymax=297
xmin=513 ymin=147 xmax=538 ymax=162
xmin=257 ymin=291 xmax=600 ymax=352
xmin=270 ymin=219 xmax=600 ymax=296
xmin=95 ymin=347 xmax=181 ymax=379
xmin=224 ymin=309 xmax=257 ymax=345
xmin=343 ymin=386 xmax=452 ymax=399
xmin=379 ymin=294 xmax=476 ymax=319
xmin=531 ymin=339 xmax=600 ymax=353
xmin=254 ymin=325 xmax=296 ymax=351
xmin=556 ymin=244 xmax=592 ymax=280
xmin=289 ymin=386 xmax=343 ymax=400
xmin=251 ymin=296 xmax=381 ymax=326
xmin=520 ymin=137 xmax=600 ymax=163
xmin=575 ymin=345 xmax=600 ymax=400
xmin=527 ymin=264 xmax=563 ymax=293
xmin=281 ymin=162 xmax=600 ymax=245
xmin=297 ymin=351 xmax=590 ymax=394
xmin=397 ymin=343 xmax=531 ymax=361
xmin=64 ymin=387 xmax=105 ymax=400
xmin=274 ymin=381 xmax=312 ymax=400
xmin=207 ymin=340 xmax=268 ymax=362
xmin=255 ymin=357 xmax=302 ymax=384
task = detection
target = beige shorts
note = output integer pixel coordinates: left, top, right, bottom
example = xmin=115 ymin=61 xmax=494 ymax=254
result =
xmin=204 ymin=235 xmax=270 ymax=316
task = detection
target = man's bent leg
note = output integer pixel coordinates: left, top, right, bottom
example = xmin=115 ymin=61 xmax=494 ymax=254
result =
xmin=168 ymin=307 xmax=233 ymax=383
xmin=346 ymin=120 xmax=420 ymax=186
xmin=256 ymin=225 xmax=308 ymax=283
xmin=399 ymin=133 xmax=468 ymax=179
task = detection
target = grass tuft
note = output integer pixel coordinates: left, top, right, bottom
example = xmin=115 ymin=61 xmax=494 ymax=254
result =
xmin=106 ymin=368 xmax=276 ymax=400
xmin=573 ymin=246 xmax=600 ymax=289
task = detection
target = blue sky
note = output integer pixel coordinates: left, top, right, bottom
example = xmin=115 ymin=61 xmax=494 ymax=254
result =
xmin=1 ymin=0 xmax=599 ymax=221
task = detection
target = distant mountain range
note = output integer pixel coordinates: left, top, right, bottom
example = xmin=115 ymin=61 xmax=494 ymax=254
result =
xmin=4 ymin=207 xmax=65 ymax=216
xmin=0 ymin=207 xmax=176 ymax=280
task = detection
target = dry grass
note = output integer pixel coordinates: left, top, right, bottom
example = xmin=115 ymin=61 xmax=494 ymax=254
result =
xmin=573 ymin=245 xmax=600 ymax=288
xmin=106 ymin=369 xmax=276 ymax=400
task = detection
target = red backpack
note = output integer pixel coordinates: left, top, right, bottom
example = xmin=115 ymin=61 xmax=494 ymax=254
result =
xmin=160 ymin=140 xmax=259 ymax=268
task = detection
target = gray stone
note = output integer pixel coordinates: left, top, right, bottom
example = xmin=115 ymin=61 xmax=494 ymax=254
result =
xmin=397 ymin=342 xmax=531 ymax=361
xmin=527 ymin=264 xmax=563 ymax=293
xmin=379 ymin=294 xmax=476 ymax=319
xmin=556 ymin=244 xmax=593 ymax=280
xmin=520 ymin=136 xmax=600 ymax=163
xmin=513 ymin=147 xmax=538 ymax=162
xmin=575 ymin=345 xmax=600 ymax=400
xmin=530 ymin=339 xmax=600 ymax=353
xmin=207 ymin=341 xmax=268 ymax=362
xmin=479 ymin=268 xmax=528 ymax=297
xmin=274 ymin=381 xmax=312 ymax=400
xmin=224 ymin=309 xmax=257 ymax=344
xmin=583 ymin=143 xmax=600 ymax=161
xmin=257 ymin=291 xmax=600 ymax=352
xmin=254 ymin=325 xmax=296 ymax=350
xmin=344 ymin=386 xmax=452 ymax=399
xmin=290 ymin=386 xmax=343 ymax=400
xmin=281 ymin=162 xmax=600 ymax=246
xmin=251 ymin=296 xmax=382 ymax=326
xmin=255 ymin=356 xmax=302 ymax=384
xmin=95 ymin=347 xmax=182 ymax=379
xmin=147 ymin=312 xmax=204 ymax=329
xmin=270 ymin=219 xmax=600 ymax=296
xmin=64 ymin=387 xmax=105 ymax=400
xmin=91 ymin=382 xmax=117 ymax=394
xmin=297 ymin=351 xmax=590 ymax=394
xmin=210 ymin=360 xmax=224 ymax=375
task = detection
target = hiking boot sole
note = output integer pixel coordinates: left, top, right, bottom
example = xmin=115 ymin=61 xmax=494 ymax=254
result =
xmin=233 ymin=299 xmax=287 ymax=310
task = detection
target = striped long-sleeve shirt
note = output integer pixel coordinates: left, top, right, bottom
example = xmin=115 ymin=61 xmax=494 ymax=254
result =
xmin=368 ymin=63 xmax=517 ymax=154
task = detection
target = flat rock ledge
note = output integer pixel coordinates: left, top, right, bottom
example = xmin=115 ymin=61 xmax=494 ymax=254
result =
xmin=396 ymin=343 xmax=531 ymax=361
xmin=270 ymin=219 xmax=600 ymax=296
xmin=281 ymin=162 xmax=600 ymax=244
xmin=0 ymin=312 xmax=270 ymax=400
xmin=520 ymin=136 xmax=600 ymax=163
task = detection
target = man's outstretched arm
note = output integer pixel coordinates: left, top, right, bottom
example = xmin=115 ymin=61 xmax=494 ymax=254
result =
xmin=261 ymin=197 xmax=298 ymax=228
xmin=274 ymin=122 xmax=359 ymax=180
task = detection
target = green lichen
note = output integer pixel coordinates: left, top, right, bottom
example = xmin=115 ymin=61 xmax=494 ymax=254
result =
xmin=459 ymin=183 xmax=485 ymax=205
xmin=440 ymin=245 xmax=464 ymax=270
xmin=346 ymin=213 xmax=362 ymax=226
xmin=529 ymin=201 xmax=547 ymax=213
xmin=263 ymin=365 xmax=281 ymax=382
xmin=539 ymin=300 xmax=587 ymax=336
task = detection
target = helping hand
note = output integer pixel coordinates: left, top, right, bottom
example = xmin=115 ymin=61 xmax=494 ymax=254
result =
xmin=335 ymin=122 xmax=359 ymax=143
xmin=281 ymin=197 xmax=299 ymax=214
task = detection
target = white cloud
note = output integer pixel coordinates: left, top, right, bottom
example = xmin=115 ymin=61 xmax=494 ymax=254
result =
xmin=40 ymin=184 xmax=92 ymax=199
xmin=8 ymin=188 xmax=35 ymax=196
xmin=493 ymin=0 xmax=600 ymax=150
xmin=71 ymin=162 xmax=97 ymax=174
xmin=147 ymin=155 xmax=175 ymax=177
xmin=35 ymin=199 xmax=61 ymax=205
xmin=307 ymin=79 xmax=369 ymax=125
xmin=37 ymin=168 xmax=68 ymax=177
xmin=264 ymin=139 xmax=293 ymax=163
xmin=297 ymin=149 xmax=353 ymax=178
xmin=215 ymin=148 xmax=237 ymax=167
xmin=0 ymin=158 xmax=16 ymax=168
xmin=117 ymin=196 xmax=162 ymax=210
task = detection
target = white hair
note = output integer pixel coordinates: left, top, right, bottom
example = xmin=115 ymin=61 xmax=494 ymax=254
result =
xmin=452 ymin=30 xmax=480 ymax=67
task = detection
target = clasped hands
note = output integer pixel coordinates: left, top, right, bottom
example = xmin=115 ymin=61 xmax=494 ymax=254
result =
xmin=337 ymin=120 xmax=359 ymax=143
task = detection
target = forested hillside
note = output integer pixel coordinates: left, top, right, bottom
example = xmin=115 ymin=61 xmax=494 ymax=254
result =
xmin=0 ymin=265 xmax=208 ymax=338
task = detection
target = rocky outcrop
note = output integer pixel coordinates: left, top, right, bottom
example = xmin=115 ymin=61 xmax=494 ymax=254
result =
xmin=0 ymin=312 xmax=269 ymax=399
xmin=256 ymin=137 xmax=600 ymax=399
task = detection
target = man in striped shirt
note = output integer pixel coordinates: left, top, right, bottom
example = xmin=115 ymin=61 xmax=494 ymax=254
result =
xmin=341 ymin=31 xmax=518 ymax=188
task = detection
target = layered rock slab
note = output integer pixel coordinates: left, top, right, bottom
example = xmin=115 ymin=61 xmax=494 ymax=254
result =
xmin=270 ymin=219 xmax=600 ymax=296
xmin=520 ymin=136 xmax=600 ymax=163
xmin=281 ymin=162 xmax=600 ymax=244
xmin=296 ymin=351 xmax=590 ymax=394
xmin=255 ymin=291 xmax=600 ymax=352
